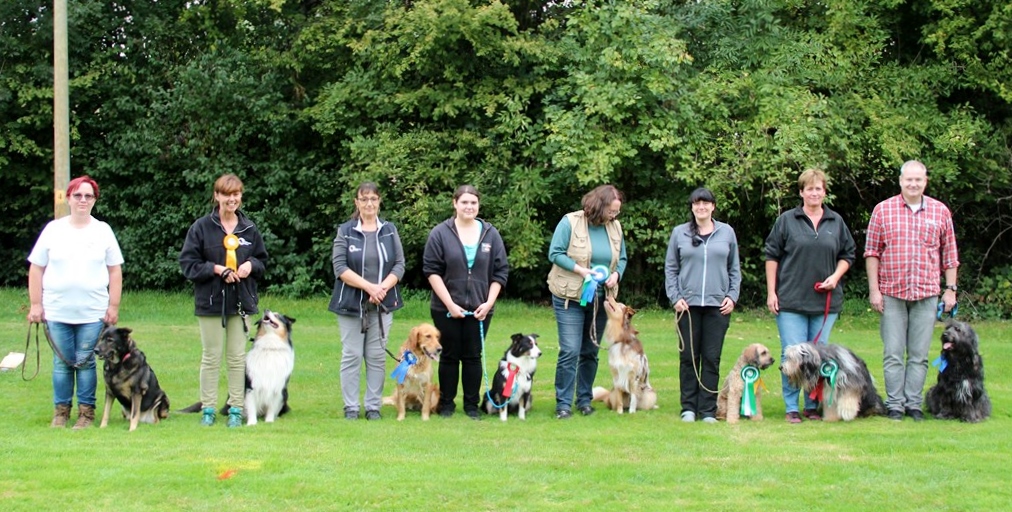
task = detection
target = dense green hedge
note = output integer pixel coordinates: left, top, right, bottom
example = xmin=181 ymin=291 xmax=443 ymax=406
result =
xmin=3 ymin=0 xmax=1010 ymax=316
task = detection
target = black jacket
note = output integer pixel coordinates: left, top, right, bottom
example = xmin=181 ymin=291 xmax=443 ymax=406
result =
xmin=422 ymin=218 xmax=509 ymax=313
xmin=179 ymin=207 xmax=268 ymax=316
xmin=328 ymin=217 xmax=406 ymax=317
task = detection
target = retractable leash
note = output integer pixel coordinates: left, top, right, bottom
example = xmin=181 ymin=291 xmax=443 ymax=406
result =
xmin=932 ymin=301 xmax=959 ymax=372
xmin=937 ymin=301 xmax=959 ymax=321
xmin=449 ymin=310 xmax=513 ymax=410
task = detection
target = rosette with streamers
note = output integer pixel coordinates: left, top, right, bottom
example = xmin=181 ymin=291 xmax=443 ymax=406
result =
xmin=390 ymin=350 xmax=418 ymax=384
xmin=223 ymin=234 xmax=240 ymax=271
xmin=809 ymin=359 xmax=839 ymax=406
xmin=740 ymin=365 xmax=760 ymax=417
xmin=579 ymin=265 xmax=610 ymax=306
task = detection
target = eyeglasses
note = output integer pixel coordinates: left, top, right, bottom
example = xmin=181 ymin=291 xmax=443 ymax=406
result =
xmin=71 ymin=193 xmax=95 ymax=202
xmin=356 ymin=196 xmax=380 ymax=204
xmin=608 ymin=210 xmax=621 ymax=217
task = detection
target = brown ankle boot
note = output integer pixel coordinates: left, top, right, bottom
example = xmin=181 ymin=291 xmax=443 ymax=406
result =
xmin=51 ymin=404 xmax=72 ymax=428
xmin=72 ymin=404 xmax=95 ymax=430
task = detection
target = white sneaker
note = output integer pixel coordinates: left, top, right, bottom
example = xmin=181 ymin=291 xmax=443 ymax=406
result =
xmin=681 ymin=411 xmax=696 ymax=422
xmin=702 ymin=416 xmax=718 ymax=424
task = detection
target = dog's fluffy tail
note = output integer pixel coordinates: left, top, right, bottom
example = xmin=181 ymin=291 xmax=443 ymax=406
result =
xmin=592 ymin=386 xmax=610 ymax=402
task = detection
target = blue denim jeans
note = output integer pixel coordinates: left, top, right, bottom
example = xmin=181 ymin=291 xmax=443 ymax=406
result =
xmin=47 ymin=320 xmax=103 ymax=407
xmin=776 ymin=311 xmax=838 ymax=413
xmin=552 ymin=294 xmax=605 ymax=411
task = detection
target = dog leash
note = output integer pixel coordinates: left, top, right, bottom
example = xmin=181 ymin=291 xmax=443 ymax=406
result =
xmin=673 ymin=309 xmax=720 ymax=394
xmin=21 ymin=322 xmax=42 ymax=381
xmin=222 ymin=281 xmax=254 ymax=343
xmin=809 ymin=282 xmax=832 ymax=344
xmin=451 ymin=311 xmax=511 ymax=410
xmin=22 ymin=321 xmax=91 ymax=381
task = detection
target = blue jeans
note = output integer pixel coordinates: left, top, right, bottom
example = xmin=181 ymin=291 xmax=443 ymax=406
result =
xmin=776 ymin=311 xmax=838 ymax=413
xmin=552 ymin=294 xmax=605 ymax=411
xmin=47 ymin=320 xmax=103 ymax=407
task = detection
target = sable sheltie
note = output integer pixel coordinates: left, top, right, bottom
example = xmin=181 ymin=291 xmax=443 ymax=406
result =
xmin=598 ymin=296 xmax=656 ymax=414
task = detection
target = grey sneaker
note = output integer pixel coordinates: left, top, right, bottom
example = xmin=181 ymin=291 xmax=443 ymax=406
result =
xmin=365 ymin=410 xmax=381 ymax=421
xmin=681 ymin=411 xmax=696 ymax=422
xmin=702 ymin=416 xmax=718 ymax=424
xmin=345 ymin=409 xmax=359 ymax=420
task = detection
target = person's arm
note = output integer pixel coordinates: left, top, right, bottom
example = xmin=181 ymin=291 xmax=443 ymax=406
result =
xmin=765 ymin=260 xmax=779 ymax=314
xmin=942 ymin=267 xmax=958 ymax=311
xmin=428 ymin=274 xmax=463 ymax=318
xmin=548 ymin=216 xmax=590 ymax=278
xmin=663 ymin=227 xmax=684 ymax=309
xmin=866 ymin=256 xmax=883 ymax=313
xmin=722 ymin=228 xmax=742 ymax=315
xmin=28 ymin=264 xmax=45 ymax=323
xmin=105 ymin=264 xmax=122 ymax=324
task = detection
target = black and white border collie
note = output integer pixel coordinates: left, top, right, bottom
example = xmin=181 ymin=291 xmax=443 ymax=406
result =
xmin=244 ymin=310 xmax=295 ymax=426
xmin=481 ymin=333 xmax=541 ymax=421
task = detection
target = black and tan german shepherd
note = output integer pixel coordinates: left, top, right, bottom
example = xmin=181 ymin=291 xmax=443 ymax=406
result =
xmin=94 ymin=325 xmax=170 ymax=431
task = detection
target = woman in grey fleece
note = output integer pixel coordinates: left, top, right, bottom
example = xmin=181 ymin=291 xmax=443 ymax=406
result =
xmin=664 ymin=188 xmax=742 ymax=423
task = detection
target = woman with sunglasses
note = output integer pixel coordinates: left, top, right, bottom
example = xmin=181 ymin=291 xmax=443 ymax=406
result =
xmin=27 ymin=175 xmax=124 ymax=429
xmin=664 ymin=187 xmax=741 ymax=424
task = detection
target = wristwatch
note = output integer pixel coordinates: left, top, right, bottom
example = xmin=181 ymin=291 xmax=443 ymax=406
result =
xmin=946 ymin=284 xmax=958 ymax=291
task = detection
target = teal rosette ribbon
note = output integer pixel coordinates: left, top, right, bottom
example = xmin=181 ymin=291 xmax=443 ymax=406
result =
xmin=579 ymin=265 xmax=610 ymax=306
xmin=818 ymin=360 xmax=839 ymax=406
xmin=390 ymin=350 xmax=418 ymax=384
xmin=740 ymin=365 xmax=760 ymax=417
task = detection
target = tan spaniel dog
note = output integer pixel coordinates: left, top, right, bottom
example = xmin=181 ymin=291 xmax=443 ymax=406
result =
xmin=716 ymin=343 xmax=775 ymax=424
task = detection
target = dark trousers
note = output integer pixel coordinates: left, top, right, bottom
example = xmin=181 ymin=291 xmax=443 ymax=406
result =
xmin=432 ymin=312 xmax=489 ymax=413
xmin=677 ymin=306 xmax=730 ymax=417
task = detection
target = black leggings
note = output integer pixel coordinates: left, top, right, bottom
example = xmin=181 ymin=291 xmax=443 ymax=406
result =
xmin=677 ymin=306 xmax=730 ymax=417
xmin=432 ymin=312 xmax=490 ymax=413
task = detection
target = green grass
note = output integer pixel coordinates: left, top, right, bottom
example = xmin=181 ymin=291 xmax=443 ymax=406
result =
xmin=1 ymin=288 xmax=1009 ymax=511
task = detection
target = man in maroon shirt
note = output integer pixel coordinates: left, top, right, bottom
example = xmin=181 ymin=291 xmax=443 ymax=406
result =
xmin=865 ymin=160 xmax=959 ymax=422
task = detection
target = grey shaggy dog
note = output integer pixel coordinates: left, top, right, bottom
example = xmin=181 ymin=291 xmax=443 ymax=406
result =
xmin=781 ymin=343 xmax=886 ymax=421
xmin=925 ymin=321 xmax=991 ymax=423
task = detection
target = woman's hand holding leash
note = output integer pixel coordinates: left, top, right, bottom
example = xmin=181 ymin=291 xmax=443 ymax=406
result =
xmin=673 ymin=299 xmax=689 ymax=313
xmin=27 ymin=304 xmax=45 ymax=323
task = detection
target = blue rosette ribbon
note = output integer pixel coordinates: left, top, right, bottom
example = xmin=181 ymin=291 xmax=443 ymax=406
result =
xmin=390 ymin=350 xmax=418 ymax=385
xmin=579 ymin=265 xmax=611 ymax=306
xmin=932 ymin=355 xmax=948 ymax=373
xmin=740 ymin=365 xmax=760 ymax=417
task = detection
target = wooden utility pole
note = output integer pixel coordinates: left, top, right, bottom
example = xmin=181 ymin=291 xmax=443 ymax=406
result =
xmin=53 ymin=0 xmax=70 ymax=219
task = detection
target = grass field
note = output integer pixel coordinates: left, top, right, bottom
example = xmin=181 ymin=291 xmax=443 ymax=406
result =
xmin=1 ymin=288 xmax=1008 ymax=511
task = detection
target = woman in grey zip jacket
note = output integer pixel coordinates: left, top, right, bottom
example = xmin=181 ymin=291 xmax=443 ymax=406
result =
xmin=664 ymin=188 xmax=741 ymax=423
xmin=328 ymin=182 xmax=405 ymax=420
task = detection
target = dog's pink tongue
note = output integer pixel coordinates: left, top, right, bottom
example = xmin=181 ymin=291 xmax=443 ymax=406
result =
xmin=943 ymin=342 xmax=953 ymax=350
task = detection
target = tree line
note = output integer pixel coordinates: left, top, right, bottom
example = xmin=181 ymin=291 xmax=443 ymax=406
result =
xmin=2 ymin=0 xmax=1010 ymax=316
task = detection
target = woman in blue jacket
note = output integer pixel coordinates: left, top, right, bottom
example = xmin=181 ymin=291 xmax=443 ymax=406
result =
xmin=665 ymin=188 xmax=741 ymax=423
xmin=329 ymin=182 xmax=405 ymax=421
